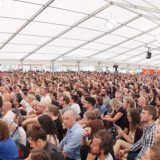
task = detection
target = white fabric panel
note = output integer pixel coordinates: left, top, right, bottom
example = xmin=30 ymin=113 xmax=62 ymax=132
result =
xmin=52 ymin=0 xmax=106 ymax=14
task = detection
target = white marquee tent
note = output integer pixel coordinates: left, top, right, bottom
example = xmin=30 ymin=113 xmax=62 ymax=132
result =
xmin=0 ymin=0 xmax=160 ymax=69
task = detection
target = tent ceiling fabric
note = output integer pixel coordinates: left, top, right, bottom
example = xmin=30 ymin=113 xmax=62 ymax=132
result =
xmin=0 ymin=0 xmax=160 ymax=67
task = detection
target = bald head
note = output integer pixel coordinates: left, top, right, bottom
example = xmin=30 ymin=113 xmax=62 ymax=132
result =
xmin=62 ymin=110 xmax=77 ymax=129
xmin=138 ymin=97 xmax=147 ymax=108
xmin=2 ymin=101 xmax=12 ymax=114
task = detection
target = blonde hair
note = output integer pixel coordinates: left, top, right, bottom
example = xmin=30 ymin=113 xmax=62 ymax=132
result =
xmin=110 ymin=98 xmax=122 ymax=110
xmin=27 ymin=93 xmax=35 ymax=101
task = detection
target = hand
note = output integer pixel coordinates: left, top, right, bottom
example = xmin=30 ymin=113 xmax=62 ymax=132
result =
xmin=117 ymin=127 xmax=124 ymax=136
xmin=118 ymin=150 xmax=125 ymax=157
xmin=86 ymin=153 xmax=96 ymax=160
xmin=83 ymin=127 xmax=91 ymax=137
xmin=102 ymin=115 xmax=110 ymax=121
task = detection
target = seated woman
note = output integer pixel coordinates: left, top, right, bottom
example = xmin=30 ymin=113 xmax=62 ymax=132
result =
xmin=102 ymin=98 xmax=128 ymax=132
xmin=80 ymin=119 xmax=105 ymax=160
xmin=44 ymin=105 xmax=64 ymax=141
xmin=38 ymin=115 xmax=59 ymax=146
xmin=0 ymin=120 xmax=18 ymax=160
xmin=114 ymin=108 xmax=143 ymax=159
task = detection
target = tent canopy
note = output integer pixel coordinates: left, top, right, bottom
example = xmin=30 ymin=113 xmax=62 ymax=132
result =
xmin=0 ymin=0 xmax=160 ymax=67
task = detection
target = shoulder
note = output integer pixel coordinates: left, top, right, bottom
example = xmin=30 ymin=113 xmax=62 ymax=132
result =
xmin=117 ymin=107 xmax=125 ymax=113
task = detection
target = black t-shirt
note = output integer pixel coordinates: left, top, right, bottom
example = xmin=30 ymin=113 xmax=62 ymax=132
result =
xmin=115 ymin=107 xmax=129 ymax=130
xmin=134 ymin=127 xmax=143 ymax=143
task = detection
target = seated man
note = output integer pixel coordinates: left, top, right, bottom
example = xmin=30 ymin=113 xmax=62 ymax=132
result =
xmin=60 ymin=110 xmax=83 ymax=160
xmin=88 ymin=129 xmax=114 ymax=160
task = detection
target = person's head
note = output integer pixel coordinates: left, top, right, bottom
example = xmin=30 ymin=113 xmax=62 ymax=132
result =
xmin=123 ymin=97 xmax=136 ymax=111
xmin=70 ymin=95 xmax=78 ymax=104
xmin=149 ymin=89 xmax=157 ymax=99
xmin=36 ymin=102 xmax=47 ymax=114
xmin=1 ymin=86 xmax=9 ymax=93
xmin=127 ymin=108 xmax=141 ymax=131
xmin=44 ymin=104 xmax=61 ymax=120
xmin=2 ymin=101 xmax=12 ymax=114
xmin=12 ymin=109 xmax=23 ymax=127
xmin=110 ymin=98 xmax=122 ymax=111
xmin=115 ymin=91 xmax=123 ymax=102
xmin=38 ymin=115 xmax=57 ymax=137
xmin=27 ymin=93 xmax=36 ymax=103
xmin=83 ymin=96 xmax=96 ymax=110
xmin=83 ymin=110 xmax=97 ymax=125
xmin=59 ymin=95 xmax=70 ymax=108
xmin=154 ymin=125 xmax=160 ymax=145
xmin=0 ymin=120 xmax=9 ymax=140
xmin=62 ymin=110 xmax=77 ymax=129
xmin=29 ymin=149 xmax=51 ymax=160
xmin=90 ymin=130 xmax=113 ymax=157
xmin=27 ymin=126 xmax=47 ymax=150
xmin=141 ymin=105 xmax=157 ymax=124
xmin=85 ymin=119 xmax=105 ymax=138
xmin=40 ymin=87 xmax=49 ymax=96
xmin=141 ymin=145 xmax=160 ymax=160
xmin=138 ymin=97 xmax=147 ymax=108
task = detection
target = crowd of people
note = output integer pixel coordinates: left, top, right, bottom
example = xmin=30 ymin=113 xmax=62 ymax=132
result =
xmin=0 ymin=71 xmax=160 ymax=160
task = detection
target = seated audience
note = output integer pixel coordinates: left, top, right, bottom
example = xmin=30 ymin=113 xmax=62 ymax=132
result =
xmin=119 ymin=105 xmax=157 ymax=160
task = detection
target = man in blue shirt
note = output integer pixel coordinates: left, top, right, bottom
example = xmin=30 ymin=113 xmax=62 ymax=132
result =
xmin=60 ymin=110 xmax=83 ymax=160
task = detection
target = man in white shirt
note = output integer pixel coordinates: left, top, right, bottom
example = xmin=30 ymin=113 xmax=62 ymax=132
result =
xmin=40 ymin=86 xmax=52 ymax=105
xmin=70 ymin=95 xmax=81 ymax=115
xmin=2 ymin=101 xmax=15 ymax=124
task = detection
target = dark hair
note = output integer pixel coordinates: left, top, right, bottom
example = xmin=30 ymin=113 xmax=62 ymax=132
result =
xmin=84 ymin=96 xmax=96 ymax=107
xmin=71 ymin=95 xmax=78 ymax=103
xmin=38 ymin=115 xmax=58 ymax=137
xmin=30 ymin=149 xmax=51 ymax=160
xmin=144 ymin=105 xmax=158 ymax=121
xmin=96 ymin=96 xmax=103 ymax=106
xmin=129 ymin=108 xmax=141 ymax=132
xmin=27 ymin=126 xmax=47 ymax=142
xmin=150 ymin=89 xmax=158 ymax=98
xmin=62 ymin=95 xmax=70 ymax=104
xmin=94 ymin=130 xmax=114 ymax=156
xmin=12 ymin=109 xmax=23 ymax=127
xmin=0 ymin=120 xmax=9 ymax=140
